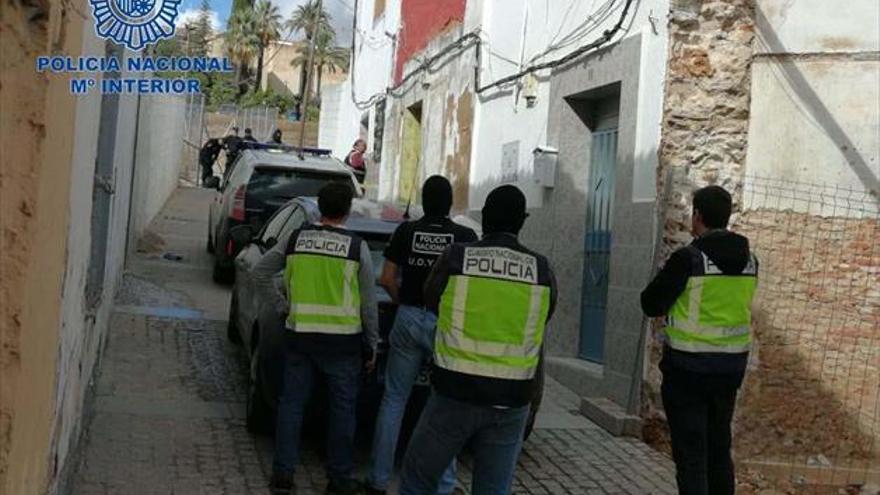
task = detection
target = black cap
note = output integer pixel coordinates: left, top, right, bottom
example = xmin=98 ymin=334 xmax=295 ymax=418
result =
xmin=422 ymin=175 xmax=453 ymax=217
xmin=482 ymin=185 xmax=527 ymax=235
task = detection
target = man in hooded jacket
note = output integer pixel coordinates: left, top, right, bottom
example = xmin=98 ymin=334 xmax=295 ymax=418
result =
xmin=641 ymin=185 xmax=759 ymax=495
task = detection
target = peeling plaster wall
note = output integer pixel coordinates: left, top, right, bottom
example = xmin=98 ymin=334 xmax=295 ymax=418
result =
xmin=394 ymin=0 xmax=467 ymax=83
xmin=1 ymin=0 xmax=87 ymax=491
xmin=378 ymin=24 xmax=478 ymax=212
xmin=1 ymin=1 xmax=182 ymax=490
xmin=47 ymin=44 xmax=144 ymax=493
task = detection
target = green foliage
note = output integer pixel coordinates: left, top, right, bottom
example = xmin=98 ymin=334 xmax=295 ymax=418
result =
xmin=291 ymin=27 xmax=349 ymax=84
xmin=225 ymin=8 xmax=260 ymax=93
xmin=254 ymin=0 xmax=282 ymax=47
xmin=187 ymin=0 xmax=214 ymax=57
xmin=240 ymin=88 xmax=299 ymax=114
xmin=230 ymin=0 xmax=250 ymax=15
xmin=286 ymin=0 xmax=332 ymax=41
xmin=202 ymin=73 xmax=239 ymax=109
xmin=305 ymin=104 xmax=320 ymax=122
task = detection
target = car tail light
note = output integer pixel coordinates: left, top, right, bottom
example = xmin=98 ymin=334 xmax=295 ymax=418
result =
xmin=230 ymin=185 xmax=246 ymax=221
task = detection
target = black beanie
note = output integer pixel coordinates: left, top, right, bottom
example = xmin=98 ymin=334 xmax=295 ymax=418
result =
xmin=482 ymin=185 xmax=527 ymax=234
xmin=422 ymin=175 xmax=453 ymax=217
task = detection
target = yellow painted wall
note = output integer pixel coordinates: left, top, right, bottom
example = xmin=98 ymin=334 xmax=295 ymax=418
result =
xmin=0 ymin=0 xmax=85 ymax=492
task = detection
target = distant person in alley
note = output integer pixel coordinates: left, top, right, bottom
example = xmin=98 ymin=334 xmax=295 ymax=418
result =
xmin=640 ymin=185 xmax=758 ymax=495
xmin=270 ymin=128 xmax=283 ymax=144
xmin=198 ymin=137 xmax=222 ymax=185
xmin=344 ymin=139 xmax=367 ymax=184
xmin=243 ymin=128 xmax=257 ymax=142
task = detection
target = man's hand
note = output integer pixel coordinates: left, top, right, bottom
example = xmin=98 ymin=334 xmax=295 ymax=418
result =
xmin=364 ymin=348 xmax=378 ymax=373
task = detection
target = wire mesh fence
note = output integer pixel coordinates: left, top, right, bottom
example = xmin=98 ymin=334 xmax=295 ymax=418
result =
xmin=179 ymin=93 xmax=205 ymax=185
xmin=178 ymin=100 xmax=282 ymax=186
xmin=729 ymin=175 xmax=879 ymax=494
xmin=212 ymin=104 xmax=279 ymax=141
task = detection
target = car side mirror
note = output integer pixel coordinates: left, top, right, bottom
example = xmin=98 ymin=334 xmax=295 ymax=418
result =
xmin=228 ymin=225 xmax=255 ymax=249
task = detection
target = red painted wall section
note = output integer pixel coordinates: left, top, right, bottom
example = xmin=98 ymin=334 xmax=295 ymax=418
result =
xmin=395 ymin=0 xmax=467 ymax=83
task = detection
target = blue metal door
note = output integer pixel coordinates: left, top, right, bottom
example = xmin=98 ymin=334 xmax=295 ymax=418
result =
xmin=579 ymin=128 xmax=618 ymax=362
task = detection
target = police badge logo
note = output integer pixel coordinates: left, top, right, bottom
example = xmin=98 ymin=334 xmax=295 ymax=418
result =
xmin=89 ymin=0 xmax=182 ymax=50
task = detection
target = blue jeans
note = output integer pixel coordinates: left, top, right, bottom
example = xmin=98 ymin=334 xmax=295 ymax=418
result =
xmin=272 ymin=343 xmax=361 ymax=479
xmin=368 ymin=305 xmax=456 ymax=494
xmin=399 ymin=393 xmax=530 ymax=495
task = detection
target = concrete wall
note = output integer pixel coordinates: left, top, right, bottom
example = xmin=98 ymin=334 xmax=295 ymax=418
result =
xmin=745 ymin=0 xmax=880 ymax=208
xmin=128 ymin=95 xmax=189 ymax=251
xmin=527 ymin=34 xmax=658 ymax=421
xmin=318 ymin=80 xmax=361 ymax=160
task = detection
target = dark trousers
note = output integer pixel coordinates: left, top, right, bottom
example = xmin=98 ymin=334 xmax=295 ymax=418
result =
xmin=272 ymin=345 xmax=361 ymax=479
xmin=399 ymin=392 xmax=529 ymax=495
xmin=661 ymin=364 xmax=744 ymax=495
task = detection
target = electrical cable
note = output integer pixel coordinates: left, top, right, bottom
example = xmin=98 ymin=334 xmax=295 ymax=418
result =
xmin=527 ymin=0 xmax=618 ymax=64
xmin=347 ymin=0 xmax=633 ymax=105
xmin=476 ymin=0 xmax=634 ymax=93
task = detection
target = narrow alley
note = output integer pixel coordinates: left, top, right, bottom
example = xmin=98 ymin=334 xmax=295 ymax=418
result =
xmin=70 ymin=187 xmax=677 ymax=495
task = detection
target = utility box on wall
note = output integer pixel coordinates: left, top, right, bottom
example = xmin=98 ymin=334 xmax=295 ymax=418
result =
xmin=533 ymin=146 xmax=558 ymax=188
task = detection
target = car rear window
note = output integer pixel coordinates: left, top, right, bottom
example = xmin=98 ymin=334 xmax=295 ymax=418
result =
xmin=248 ymin=168 xmax=353 ymax=199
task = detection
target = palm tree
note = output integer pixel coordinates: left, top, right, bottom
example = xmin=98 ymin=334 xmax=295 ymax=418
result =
xmin=253 ymin=0 xmax=282 ymax=90
xmin=286 ymin=0 xmax=332 ymax=97
xmin=225 ymin=8 xmax=260 ymax=94
xmin=291 ymin=28 xmax=349 ymax=102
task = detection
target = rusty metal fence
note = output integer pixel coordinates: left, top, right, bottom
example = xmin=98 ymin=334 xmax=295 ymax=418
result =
xmin=730 ymin=175 xmax=879 ymax=494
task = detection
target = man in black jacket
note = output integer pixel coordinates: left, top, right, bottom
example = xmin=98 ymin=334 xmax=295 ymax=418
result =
xmin=365 ymin=176 xmax=477 ymax=495
xmin=641 ymin=185 xmax=758 ymax=495
xmin=399 ymin=185 xmax=557 ymax=495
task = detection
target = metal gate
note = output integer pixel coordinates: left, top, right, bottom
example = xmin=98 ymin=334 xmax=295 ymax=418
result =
xmin=578 ymin=128 xmax=618 ymax=362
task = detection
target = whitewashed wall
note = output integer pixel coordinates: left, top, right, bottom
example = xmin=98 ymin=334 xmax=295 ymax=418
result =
xmin=470 ymin=0 xmax=670 ymax=210
xmin=745 ymin=0 xmax=880 ymax=209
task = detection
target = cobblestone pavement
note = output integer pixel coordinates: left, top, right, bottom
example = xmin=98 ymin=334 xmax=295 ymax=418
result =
xmin=72 ymin=187 xmax=677 ymax=495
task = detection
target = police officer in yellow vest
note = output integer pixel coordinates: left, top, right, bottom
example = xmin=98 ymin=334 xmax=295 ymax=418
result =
xmin=399 ymin=185 xmax=557 ymax=495
xmin=641 ymin=185 xmax=758 ymax=495
xmin=255 ymin=183 xmax=379 ymax=495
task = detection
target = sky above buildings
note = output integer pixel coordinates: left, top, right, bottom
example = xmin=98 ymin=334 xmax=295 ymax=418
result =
xmin=175 ymin=0 xmax=355 ymax=45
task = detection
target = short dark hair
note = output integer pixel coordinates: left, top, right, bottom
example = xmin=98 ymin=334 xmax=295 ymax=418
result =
xmin=318 ymin=182 xmax=354 ymax=219
xmin=422 ymin=175 xmax=453 ymax=217
xmin=693 ymin=185 xmax=732 ymax=228
xmin=482 ymin=185 xmax=527 ymax=235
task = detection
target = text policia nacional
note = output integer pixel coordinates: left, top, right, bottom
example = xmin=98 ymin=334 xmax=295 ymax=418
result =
xmin=36 ymin=56 xmax=234 ymax=96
